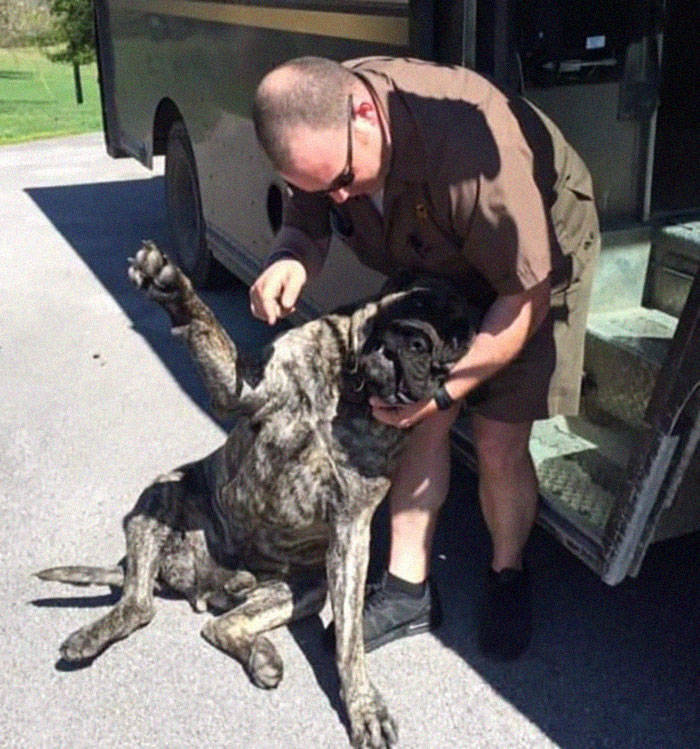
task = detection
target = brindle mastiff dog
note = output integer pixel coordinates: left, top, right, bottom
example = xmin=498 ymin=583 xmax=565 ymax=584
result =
xmin=36 ymin=241 xmax=480 ymax=748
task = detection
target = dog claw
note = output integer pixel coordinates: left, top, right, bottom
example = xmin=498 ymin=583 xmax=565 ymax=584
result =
xmin=135 ymin=246 xmax=148 ymax=265
xmin=128 ymin=260 xmax=146 ymax=286
xmin=223 ymin=570 xmax=257 ymax=598
xmin=349 ymin=688 xmax=398 ymax=749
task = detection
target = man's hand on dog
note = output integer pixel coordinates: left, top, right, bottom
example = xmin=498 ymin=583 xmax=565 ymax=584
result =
xmin=369 ymin=395 xmax=439 ymax=428
xmin=250 ymin=258 xmax=307 ymax=325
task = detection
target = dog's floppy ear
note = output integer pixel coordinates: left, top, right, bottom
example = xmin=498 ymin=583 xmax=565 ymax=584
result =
xmin=378 ymin=270 xmax=420 ymax=296
xmin=346 ymin=300 xmax=380 ymax=371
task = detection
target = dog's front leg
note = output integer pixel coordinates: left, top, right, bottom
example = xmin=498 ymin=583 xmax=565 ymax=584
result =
xmin=129 ymin=241 xmax=259 ymax=416
xmin=327 ymin=508 xmax=398 ymax=748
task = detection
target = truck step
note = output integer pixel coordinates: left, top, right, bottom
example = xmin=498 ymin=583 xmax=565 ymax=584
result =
xmin=582 ymin=306 xmax=677 ymax=429
xmin=531 ymin=415 xmax=631 ymax=537
xmin=645 ymin=221 xmax=700 ymax=317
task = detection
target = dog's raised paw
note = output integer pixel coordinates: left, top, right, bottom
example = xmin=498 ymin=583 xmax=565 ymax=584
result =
xmin=128 ymin=241 xmax=181 ymax=300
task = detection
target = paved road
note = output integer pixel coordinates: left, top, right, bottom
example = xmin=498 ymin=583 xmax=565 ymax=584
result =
xmin=1 ymin=133 xmax=698 ymax=749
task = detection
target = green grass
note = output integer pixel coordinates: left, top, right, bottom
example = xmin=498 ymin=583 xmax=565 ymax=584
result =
xmin=0 ymin=46 xmax=102 ymax=144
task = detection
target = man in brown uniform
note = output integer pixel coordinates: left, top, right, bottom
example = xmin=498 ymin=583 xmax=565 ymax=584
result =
xmin=250 ymin=56 xmax=599 ymax=660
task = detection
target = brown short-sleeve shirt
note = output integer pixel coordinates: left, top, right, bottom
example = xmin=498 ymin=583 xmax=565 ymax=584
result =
xmin=271 ymin=57 xmax=595 ymax=306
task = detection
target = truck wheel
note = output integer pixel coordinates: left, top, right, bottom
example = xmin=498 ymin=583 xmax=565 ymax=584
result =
xmin=164 ymin=120 xmax=228 ymax=287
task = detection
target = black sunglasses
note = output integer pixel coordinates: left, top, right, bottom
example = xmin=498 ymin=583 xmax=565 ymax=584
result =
xmin=286 ymin=94 xmax=355 ymax=197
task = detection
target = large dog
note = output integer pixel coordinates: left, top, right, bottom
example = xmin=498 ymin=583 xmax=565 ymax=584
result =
xmin=36 ymin=241 xmax=480 ymax=748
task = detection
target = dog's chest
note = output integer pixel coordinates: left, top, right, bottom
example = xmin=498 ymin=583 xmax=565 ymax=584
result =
xmin=210 ymin=430 xmax=335 ymax=570
xmin=211 ymin=405 xmax=400 ymax=561
xmin=215 ymin=416 xmax=337 ymax=528
xmin=331 ymin=402 xmax=406 ymax=477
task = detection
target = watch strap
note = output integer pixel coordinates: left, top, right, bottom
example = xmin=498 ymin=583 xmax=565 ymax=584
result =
xmin=433 ymin=384 xmax=455 ymax=410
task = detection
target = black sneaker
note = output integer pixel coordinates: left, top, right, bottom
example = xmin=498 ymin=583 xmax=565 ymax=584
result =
xmin=477 ymin=567 xmax=532 ymax=661
xmin=324 ymin=572 xmax=441 ymax=653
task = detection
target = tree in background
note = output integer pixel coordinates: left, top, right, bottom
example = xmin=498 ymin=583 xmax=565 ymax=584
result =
xmin=45 ymin=0 xmax=95 ymax=103
xmin=0 ymin=1 xmax=54 ymax=47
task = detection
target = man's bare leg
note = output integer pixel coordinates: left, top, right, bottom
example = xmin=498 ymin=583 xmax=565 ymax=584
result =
xmin=358 ymin=407 xmax=537 ymax=657
xmin=471 ymin=414 xmax=538 ymax=571
xmin=343 ymin=403 xmax=459 ymax=652
xmin=471 ymin=412 xmax=536 ymax=659
xmin=387 ymin=403 xmax=461 ymax=583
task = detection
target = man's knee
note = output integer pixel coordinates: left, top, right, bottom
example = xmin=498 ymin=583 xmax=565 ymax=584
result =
xmin=407 ymin=404 xmax=459 ymax=450
xmin=472 ymin=415 xmax=532 ymax=476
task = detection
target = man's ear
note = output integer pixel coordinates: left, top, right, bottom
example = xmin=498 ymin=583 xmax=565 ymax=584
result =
xmin=355 ymin=99 xmax=379 ymax=125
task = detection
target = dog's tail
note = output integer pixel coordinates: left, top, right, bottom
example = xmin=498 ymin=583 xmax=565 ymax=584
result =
xmin=34 ymin=565 xmax=124 ymax=587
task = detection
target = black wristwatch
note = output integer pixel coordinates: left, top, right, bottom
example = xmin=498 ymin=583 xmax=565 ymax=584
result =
xmin=433 ymin=383 xmax=455 ymax=410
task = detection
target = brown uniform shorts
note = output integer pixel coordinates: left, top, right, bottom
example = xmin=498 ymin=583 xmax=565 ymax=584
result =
xmin=466 ymin=198 xmax=601 ymax=423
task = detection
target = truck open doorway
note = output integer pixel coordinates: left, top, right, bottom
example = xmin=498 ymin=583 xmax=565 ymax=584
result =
xmin=651 ymin=0 xmax=700 ymax=215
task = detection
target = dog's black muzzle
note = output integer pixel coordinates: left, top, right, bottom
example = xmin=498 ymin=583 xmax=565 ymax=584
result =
xmin=353 ymin=319 xmax=446 ymax=405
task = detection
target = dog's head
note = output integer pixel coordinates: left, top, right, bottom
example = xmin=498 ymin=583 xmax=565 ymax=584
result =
xmin=346 ymin=275 xmax=482 ymax=405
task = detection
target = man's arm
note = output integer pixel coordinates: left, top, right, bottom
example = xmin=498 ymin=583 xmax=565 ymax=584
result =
xmin=250 ymin=194 xmax=331 ymax=325
xmin=442 ymin=277 xmax=551 ymax=402
xmin=249 ymin=227 xmax=327 ymax=325
xmin=249 ymin=257 xmax=308 ymax=325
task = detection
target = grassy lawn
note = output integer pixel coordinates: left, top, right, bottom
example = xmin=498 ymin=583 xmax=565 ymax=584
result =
xmin=0 ymin=46 xmax=102 ymax=145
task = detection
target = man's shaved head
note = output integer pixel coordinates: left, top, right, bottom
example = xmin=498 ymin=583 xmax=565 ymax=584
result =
xmin=253 ymin=57 xmax=357 ymax=171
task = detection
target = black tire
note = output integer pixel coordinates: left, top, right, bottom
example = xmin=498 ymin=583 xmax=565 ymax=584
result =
xmin=164 ymin=120 xmax=228 ymax=287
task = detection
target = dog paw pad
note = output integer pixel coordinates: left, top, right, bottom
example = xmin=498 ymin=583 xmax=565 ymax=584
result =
xmin=128 ymin=241 xmax=181 ymax=297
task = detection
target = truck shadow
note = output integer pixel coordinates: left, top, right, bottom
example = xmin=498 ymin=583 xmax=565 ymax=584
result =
xmin=25 ymin=177 xmax=280 ymax=426
xmin=26 ymin=177 xmax=700 ymax=749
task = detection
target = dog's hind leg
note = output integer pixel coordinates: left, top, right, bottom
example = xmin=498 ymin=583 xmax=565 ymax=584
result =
xmin=59 ymin=473 xmax=184 ymax=662
xmin=201 ymin=574 xmax=326 ymax=689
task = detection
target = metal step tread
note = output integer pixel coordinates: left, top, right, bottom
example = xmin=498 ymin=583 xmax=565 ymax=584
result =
xmin=655 ymin=221 xmax=700 ymax=258
xmin=587 ymin=306 xmax=677 ymax=366
xmin=531 ymin=416 xmax=631 ymax=536
xmin=584 ymin=307 xmax=678 ymax=428
xmin=646 ymin=221 xmax=700 ymax=317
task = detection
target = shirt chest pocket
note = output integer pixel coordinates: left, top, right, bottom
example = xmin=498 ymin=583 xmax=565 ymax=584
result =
xmin=386 ymin=185 xmax=463 ymax=273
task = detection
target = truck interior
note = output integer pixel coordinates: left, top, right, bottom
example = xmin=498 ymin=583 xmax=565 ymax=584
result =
xmin=435 ymin=0 xmax=699 ymax=582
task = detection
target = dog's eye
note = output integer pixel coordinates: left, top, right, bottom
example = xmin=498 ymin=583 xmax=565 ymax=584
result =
xmin=408 ymin=337 xmax=429 ymax=354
